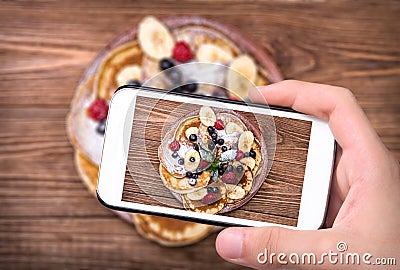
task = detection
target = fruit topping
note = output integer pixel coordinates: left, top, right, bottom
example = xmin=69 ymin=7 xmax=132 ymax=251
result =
xmin=227 ymin=55 xmax=257 ymax=98
xmin=207 ymin=126 xmax=215 ymax=134
xmin=184 ymin=149 xmax=201 ymax=172
xmin=208 ymin=141 xmax=215 ymax=150
xmin=227 ymin=185 xmax=245 ymax=200
xmin=116 ymin=65 xmax=142 ymax=86
xmin=199 ymin=106 xmax=216 ymax=126
xmin=240 ymin=157 xmax=256 ymax=170
xmin=96 ymin=120 xmax=106 ymax=135
xmin=169 ymin=140 xmax=180 ymax=151
xmin=238 ymin=131 xmax=254 ymax=152
xmin=189 ymin=134 xmax=197 ymax=142
xmin=186 ymin=171 xmax=193 ymax=178
xmin=244 ymin=152 xmax=250 ymax=157
xmin=166 ymin=69 xmax=182 ymax=83
xmin=88 ymin=99 xmax=108 ymax=121
xmin=199 ymin=160 xmax=210 ymax=169
xmin=185 ymin=126 xmax=199 ymax=140
xmin=187 ymin=188 xmax=207 ymax=201
xmin=212 ymin=187 xmax=219 ymax=193
xmin=226 ymin=165 xmax=233 ymax=172
xmin=221 ymin=171 xmax=237 ymax=184
xmin=225 ymin=122 xmax=244 ymax=134
xmin=181 ymin=82 xmax=198 ymax=93
xmin=211 ymin=132 xmax=218 ymax=140
xmin=221 ymin=146 xmax=228 ymax=152
xmin=199 ymin=149 xmax=215 ymax=163
xmin=127 ymin=79 xmax=141 ymax=87
xmin=207 ymin=186 xmax=213 ymax=193
xmin=173 ymin=41 xmax=194 ymax=62
xmin=178 ymin=158 xmax=184 ymax=165
xmin=188 ymin=178 xmax=197 ymax=186
xmin=236 ymin=165 xmax=244 ymax=172
xmin=159 ymin=58 xmax=175 ymax=70
xmin=217 ymin=138 xmax=225 ymax=145
xmin=214 ymin=119 xmax=225 ymax=130
xmin=193 ymin=143 xmax=199 ymax=151
xmin=138 ymin=16 xmax=174 ymax=60
xmin=249 ymin=149 xmax=257 ymax=158
xmin=235 ymin=150 xmax=244 ymax=160
xmin=171 ymin=151 xmax=179 ymax=158
xmin=196 ymin=43 xmax=233 ymax=63
xmin=201 ymin=192 xmax=218 ymax=205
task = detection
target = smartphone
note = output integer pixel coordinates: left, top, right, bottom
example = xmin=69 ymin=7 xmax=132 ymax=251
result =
xmin=97 ymin=86 xmax=335 ymax=229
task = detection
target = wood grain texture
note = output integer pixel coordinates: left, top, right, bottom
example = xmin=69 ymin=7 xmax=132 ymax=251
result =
xmin=122 ymin=96 xmax=311 ymax=226
xmin=1 ymin=0 xmax=399 ymax=269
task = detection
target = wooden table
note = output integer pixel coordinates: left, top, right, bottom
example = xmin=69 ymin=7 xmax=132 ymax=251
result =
xmin=1 ymin=1 xmax=399 ymax=269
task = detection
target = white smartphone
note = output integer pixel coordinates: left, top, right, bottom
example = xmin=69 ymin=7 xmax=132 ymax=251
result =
xmin=97 ymin=86 xmax=335 ymax=229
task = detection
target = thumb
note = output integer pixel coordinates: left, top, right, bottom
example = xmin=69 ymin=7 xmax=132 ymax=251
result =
xmin=216 ymin=227 xmax=342 ymax=269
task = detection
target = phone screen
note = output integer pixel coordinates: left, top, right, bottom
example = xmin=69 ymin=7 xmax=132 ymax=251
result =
xmin=122 ymin=94 xmax=312 ymax=226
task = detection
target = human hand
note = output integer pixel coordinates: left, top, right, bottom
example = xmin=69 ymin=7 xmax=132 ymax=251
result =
xmin=216 ymin=80 xmax=400 ymax=269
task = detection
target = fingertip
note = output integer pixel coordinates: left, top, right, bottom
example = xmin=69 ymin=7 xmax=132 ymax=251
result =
xmin=216 ymin=228 xmax=243 ymax=260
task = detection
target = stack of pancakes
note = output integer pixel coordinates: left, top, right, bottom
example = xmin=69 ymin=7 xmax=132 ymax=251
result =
xmin=67 ymin=16 xmax=282 ymax=246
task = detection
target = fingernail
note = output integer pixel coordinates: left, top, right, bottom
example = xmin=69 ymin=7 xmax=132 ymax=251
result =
xmin=217 ymin=228 xmax=243 ymax=259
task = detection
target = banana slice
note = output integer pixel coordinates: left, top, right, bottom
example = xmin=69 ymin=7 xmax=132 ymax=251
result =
xmin=240 ymin=157 xmax=256 ymax=170
xmin=116 ymin=65 xmax=142 ymax=86
xmin=225 ymin=122 xmax=244 ymax=134
xmin=199 ymin=106 xmax=216 ymax=126
xmin=196 ymin=43 xmax=233 ymax=63
xmin=238 ymin=131 xmax=254 ymax=152
xmin=138 ymin=16 xmax=175 ymax=60
xmin=227 ymin=185 xmax=246 ymax=200
xmin=226 ymin=55 xmax=257 ymax=98
xmin=186 ymin=188 xmax=208 ymax=201
xmin=184 ymin=149 xmax=201 ymax=172
xmin=185 ymin=127 xmax=199 ymax=140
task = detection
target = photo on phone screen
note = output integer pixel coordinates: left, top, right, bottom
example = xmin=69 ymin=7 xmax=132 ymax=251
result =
xmin=120 ymin=92 xmax=313 ymax=227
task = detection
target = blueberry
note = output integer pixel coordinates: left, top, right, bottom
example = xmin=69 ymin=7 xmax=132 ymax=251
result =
xmin=226 ymin=165 xmax=233 ymax=172
xmin=189 ymin=134 xmax=197 ymax=142
xmin=236 ymin=165 xmax=244 ymax=172
xmin=188 ymin=178 xmax=197 ymax=186
xmin=172 ymin=151 xmax=179 ymax=158
xmin=244 ymin=152 xmax=250 ymax=157
xmin=192 ymin=173 xmax=198 ymax=179
xmin=195 ymin=168 xmax=203 ymax=175
xmin=167 ymin=69 xmax=182 ymax=83
xmin=207 ymin=186 xmax=213 ymax=193
xmin=159 ymin=58 xmax=175 ymax=70
xmin=212 ymin=138 xmax=217 ymax=144
xmin=182 ymin=82 xmax=198 ymax=93
xmin=208 ymin=141 xmax=215 ymax=150
xmin=189 ymin=157 xmax=195 ymax=162
xmin=221 ymin=146 xmax=228 ymax=152
xmin=211 ymin=132 xmax=218 ymax=140
xmin=212 ymin=187 xmax=219 ymax=193
xmin=207 ymin=126 xmax=215 ymax=134
xmin=218 ymin=167 xmax=225 ymax=175
xmin=186 ymin=171 xmax=193 ymax=178
xmin=193 ymin=143 xmax=199 ymax=151
xmin=249 ymin=149 xmax=256 ymax=158
xmin=217 ymin=138 xmax=224 ymax=145
xmin=171 ymin=86 xmax=184 ymax=92
xmin=178 ymin=158 xmax=184 ymax=165
xmin=96 ymin=120 xmax=106 ymax=135
xmin=127 ymin=79 xmax=141 ymax=87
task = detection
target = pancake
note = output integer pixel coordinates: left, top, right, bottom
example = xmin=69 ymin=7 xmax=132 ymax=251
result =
xmin=159 ymin=105 xmax=266 ymax=214
xmin=159 ymin=164 xmax=211 ymax=194
xmin=133 ymin=213 xmax=213 ymax=247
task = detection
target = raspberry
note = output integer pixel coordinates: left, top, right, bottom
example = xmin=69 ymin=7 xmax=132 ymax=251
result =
xmin=235 ymin=150 xmax=244 ymax=160
xmin=201 ymin=192 xmax=218 ymax=205
xmin=172 ymin=41 xmax=194 ymax=62
xmin=221 ymin=171 xmax=237 ymax=184
xmin=199 ymin=160 xmax=210 ymax=169
xmin=87 ymin=99 xmax=108 ymax=121
xmin=214 ymin=119 xmax=224 ymax=130
xmin=169 ymin=140 xmax=180 ymax=151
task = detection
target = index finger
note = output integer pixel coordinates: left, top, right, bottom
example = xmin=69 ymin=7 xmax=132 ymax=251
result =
xmin=249 ymin=80 xmax=382 ymax=152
